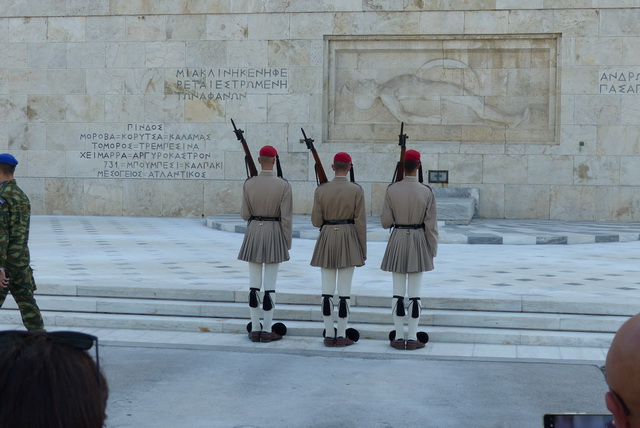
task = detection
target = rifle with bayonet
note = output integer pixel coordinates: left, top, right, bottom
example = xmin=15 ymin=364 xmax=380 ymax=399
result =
xmin=391 ymin=122 xmax=408 ymax=183
xmin=231 ymin=118 xmax=258 ymax=178
xmin=300 ymin=128 xmax=328 ymax=186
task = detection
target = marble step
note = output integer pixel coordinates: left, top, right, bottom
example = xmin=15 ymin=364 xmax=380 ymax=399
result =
xmin=436 ymin=197 xmax=475 ymax=225
xmin=0 ymin=295 xmax=626 ymax=336
xmin=34 ymin=286 xmax=639 ymax=317
xmin=0 ymin=310 xmax=614 ymax=348
xmin=0 ymin=322 xmax=608 ymax=363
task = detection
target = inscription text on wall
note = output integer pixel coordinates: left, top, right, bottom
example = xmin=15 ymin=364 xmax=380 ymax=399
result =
xmin=173 ymin=67 xmax=289 ymax=100
xmin=79 ymin=123 xmax=221 ymax=179
xmin=599 ymin=69 xmax=640 ymax=94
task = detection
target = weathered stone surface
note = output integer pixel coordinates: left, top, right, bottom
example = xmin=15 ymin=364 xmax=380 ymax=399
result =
xmin=483 ymin=155 xmax=528 ymax=184
xmin=0 ymin=3 xmax=633 ymax=221
xmin=505 ymin=184 xmax=550 ymax=219
xmin=550 ymin=185 xmax=596 ymax=221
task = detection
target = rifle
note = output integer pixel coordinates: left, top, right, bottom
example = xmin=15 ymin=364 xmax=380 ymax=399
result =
xmin=300 ymin=128 xmax=328 ymax=185
xmin=231 ymin=118 xmax=258 ymax=178
xmin=391 ymin=122 xmax=408 ymax=183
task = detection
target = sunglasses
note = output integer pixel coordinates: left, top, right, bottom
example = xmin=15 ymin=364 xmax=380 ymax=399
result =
xmin=0 ymin=330 xmax=101 ymax=386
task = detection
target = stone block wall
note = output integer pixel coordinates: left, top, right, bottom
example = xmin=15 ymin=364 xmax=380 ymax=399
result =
xmin=0 ymin=1 xmax=638 ymax=220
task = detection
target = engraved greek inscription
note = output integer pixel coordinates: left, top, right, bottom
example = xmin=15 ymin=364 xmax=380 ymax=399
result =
xmin=598 ymin=70 xmax=640 ymax=94
xmin=79 ymin=123 xmax=220 ymax=180
xmin=172 ymin=67 xmax=289 ymax=100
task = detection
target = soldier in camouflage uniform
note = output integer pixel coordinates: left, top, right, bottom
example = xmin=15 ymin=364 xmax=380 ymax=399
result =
xmin=0 ymin=153 xmax=45 ymax=331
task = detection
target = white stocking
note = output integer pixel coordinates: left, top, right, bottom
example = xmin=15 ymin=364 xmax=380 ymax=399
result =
xmin=261 ymin=263 xmax=279 ymax=331
xmin=321 ymin=268 xmax=337 ymax=337
xmin=407 ymin=272 xmax=423 ymax=341
xmin=392 ymin=272 xmax=407 ymax=340
xmin=336 ymin=267 xmax=355 ymax=338
xmin=248 ymin=262 xmax=263 ymax=332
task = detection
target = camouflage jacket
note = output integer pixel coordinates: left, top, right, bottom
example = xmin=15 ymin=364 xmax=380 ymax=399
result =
xmin=0 ymin=180 xmax=31 ymax=270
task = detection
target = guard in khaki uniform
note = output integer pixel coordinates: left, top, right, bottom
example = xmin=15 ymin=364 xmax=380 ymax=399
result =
xmin=310 ymin=152 xmax=366 ymax=347
xmin=238 ymin=145 xmax=292 ymax=343
xmin=0 ymin=153 xmax=45 ymax=332
xmin=381 ymin=149 xmax=438 ymax=350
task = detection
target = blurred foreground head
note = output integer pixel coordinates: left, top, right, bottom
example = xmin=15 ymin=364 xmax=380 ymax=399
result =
xmin=0 ymin=330 xmax=108 ymax=428
xmin=605 ymin=314 xmax=640 ymax=428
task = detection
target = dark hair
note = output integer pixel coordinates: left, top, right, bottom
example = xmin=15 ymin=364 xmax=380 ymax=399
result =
xmin=0 ymin=163 xmax=16 ymax=175
xmin=403 ymin=160 xmax=420 ymax=173
xmin=333 ymin=161 xmax=350 ymax=173
xmin=0 ymin=331 xmax=108 ymax=428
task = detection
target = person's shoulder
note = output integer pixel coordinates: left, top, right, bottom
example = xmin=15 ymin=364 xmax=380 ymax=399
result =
xmin=0 ymin=181 xmax=23 ymax=197
xmin=347 ymin=181 xmax=363 ymax=190
xmin=421 ymin=183 xmax=433 ymax=191
xmin=421 ymin=183 xmax=436 ymax=197
xmin=278 ymin=177 xmax=292 ymax=191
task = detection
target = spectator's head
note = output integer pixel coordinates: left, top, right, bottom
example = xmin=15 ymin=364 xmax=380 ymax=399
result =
xmin=605 ymin=314 xmax=640 ymax=427
xmin=0 ymin=330 xmax=108 ymax=428
xmin=0 ymin=153 xmax=18 ymax=176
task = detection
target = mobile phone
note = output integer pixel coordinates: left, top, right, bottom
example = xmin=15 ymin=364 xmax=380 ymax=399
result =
xmin=543 ymin=413 xmax=614 ymax=428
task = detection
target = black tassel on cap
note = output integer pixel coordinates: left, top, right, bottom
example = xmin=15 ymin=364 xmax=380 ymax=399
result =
xmin=276 ymin=156 xmax=283 ymax=178
xmin=322 ymin=294 xmax=333 ymax=316
xmin=263 ymin=290 xmax=274 ymax=311
xmin=418 ymin=165 xmax=423 ymax=183
xmin=349 ymin=165 xmax=355 ymax=182
xmin=338 ymin=296 xmax=350 ymax=318
xmin=393 ymin=295 xmax=406 ymax=317
xmin=249 ymin=288 xmax=260 ymax=308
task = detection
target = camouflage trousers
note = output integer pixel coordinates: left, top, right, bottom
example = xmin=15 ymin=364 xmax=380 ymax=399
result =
xmin=0 ymin=266 xmax=45 ymax=332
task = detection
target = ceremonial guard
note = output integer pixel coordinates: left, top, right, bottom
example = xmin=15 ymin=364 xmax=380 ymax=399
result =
xmin=0 ymin=153 xmax=45 ymax=332
xmin=238 ymin=145 xmax=292 ymax=343
xmin=310 ymin=152 xmax=366 ymax=347
xmin=380 ymin=149 xmax=438 ymax=350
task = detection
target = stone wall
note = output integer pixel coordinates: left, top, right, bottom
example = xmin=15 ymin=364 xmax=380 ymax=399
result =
xmin=0 ymin=1 xmax=639 ymax=220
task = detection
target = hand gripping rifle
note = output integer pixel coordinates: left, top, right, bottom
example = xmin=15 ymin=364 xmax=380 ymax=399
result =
xmin=391 ymin=122 xmax=408 ymax=183
xmin=231 ymin=118 xmax=258 ymax=178
xmin=301 ymin=128 xmax=328 ymax=186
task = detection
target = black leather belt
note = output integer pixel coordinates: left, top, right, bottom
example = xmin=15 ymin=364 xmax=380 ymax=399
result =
xmin=323 ymin=219 xmax=355 ymax=225
xmin=394 ymin=224 xmax=423 ymax=229
xmin=250 ymin=216 xmax=280 ymax=221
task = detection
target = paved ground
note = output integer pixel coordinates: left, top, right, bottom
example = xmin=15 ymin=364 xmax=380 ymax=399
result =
xmin=2 ymin=215 xmax=633 ymax=427
xmin=27 ymin=215 xmax=640 ymax=304
xmin=0 ymin=215 xmax=636 ymax=365
xmin=102 ymin=346 xmax=610 ymax=428
xmin=209 ymin=214 xmax=640 ymax=245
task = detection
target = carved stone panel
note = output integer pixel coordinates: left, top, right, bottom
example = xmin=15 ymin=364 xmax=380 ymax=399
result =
xmin=326 ymin=35 xmax=559 ymax=144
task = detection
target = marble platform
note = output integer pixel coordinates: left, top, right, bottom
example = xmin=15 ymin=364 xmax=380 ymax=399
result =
xmin=1 ymin=215 xmax=639 ymax=364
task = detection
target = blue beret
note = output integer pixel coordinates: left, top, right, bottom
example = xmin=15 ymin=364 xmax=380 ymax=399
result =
xmin=0 ymin=154 xmax=18 ymax=166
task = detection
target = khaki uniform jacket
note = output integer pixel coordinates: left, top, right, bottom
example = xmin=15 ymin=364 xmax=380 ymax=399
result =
xmin=310 ymin=176 xmax=366 ymax=269
xmin=380 ymin=175 xmax=438 ymax=272
xmin=237 ymin=170 xmax=292 ymax=263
